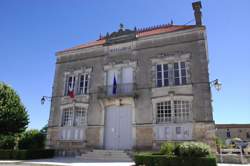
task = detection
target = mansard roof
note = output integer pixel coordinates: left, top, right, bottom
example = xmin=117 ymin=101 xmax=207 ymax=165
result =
xmin=59 ymin=24 xmax=196 ymax=53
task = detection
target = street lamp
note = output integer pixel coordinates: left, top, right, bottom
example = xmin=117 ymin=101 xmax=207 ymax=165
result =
xmin=210 ymin=79 xmax=222 ymax=91
xmin=41 ymin=96 xmax=52 ymax=105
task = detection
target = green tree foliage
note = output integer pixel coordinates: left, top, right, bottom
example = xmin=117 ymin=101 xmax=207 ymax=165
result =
xmin=0 ymin=135 xmax=16 ymax=149
xmin=0 ymin=83 xmax=29 ymax=135
xmin=40 ymin=124 xmax=48 ymax=135
xmin=18 ymin=130 xmax=45 ymax=150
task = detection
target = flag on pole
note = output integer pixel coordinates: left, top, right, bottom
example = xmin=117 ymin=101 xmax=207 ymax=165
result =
xmin=112 ymin=75 xmax=117 ymax=95
xmin=68 ymin=84 xmax=75 ymax=98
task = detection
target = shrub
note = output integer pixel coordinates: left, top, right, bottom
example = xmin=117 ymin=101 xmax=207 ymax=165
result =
xmin=0 ymin=149 xmax=54 ymax=160
xmin=134 ymin=154 xmax=217 ymax=166
xmin=0 ymin=135 xmax=16 ymax=149
xmin=175 ymin=142 xmax=211 ymax=157
xmin=215 ymin=137 xmax=225 ymax=146
xmin=18 ymin=129 xmax=45 ymax=149
xmin=159 ymin=142 xmax=175 ymax=156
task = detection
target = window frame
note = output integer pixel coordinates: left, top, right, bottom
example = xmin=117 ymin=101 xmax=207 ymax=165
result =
xmin=77 ymin=73 xmax=89 ymax=95
xmin=61 ymin=106 xmax=87 ymax=127
xmin=64 ymin=75 xmax=76 ymax=96
xmin=64 ymin=70 xmax=90 ymax=97
xmin=62 ymin=107 xmax=74 ymax=126
xmin=156 ymin=99 xmax=192 ymax=124
xmin=74 ymin=107 xmax=87 ymax=126
xmin=156 ymin=61 xmax=188 ymax=87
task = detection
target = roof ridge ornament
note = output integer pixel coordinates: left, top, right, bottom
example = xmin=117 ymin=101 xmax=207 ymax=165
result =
xmin=104 ymin=24 xmax=136 ymax=45
xmin=119 ymin=23 xmax=125 ymax=31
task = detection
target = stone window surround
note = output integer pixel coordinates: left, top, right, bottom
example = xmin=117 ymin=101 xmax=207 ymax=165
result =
xmin=59 ymin=103 xmax=88 ymax=141
xmin=103 ymin=61 xmax=137 ymax=87
xmin=151 ymin=53 xmax=191 ymax=88
xmin=59 ymin=103 xmax=88 ymax=127
xmin=152 ymin=94 xmax=193 ymax=124
xmin=63 ymin=67 xmax=92 ymax=97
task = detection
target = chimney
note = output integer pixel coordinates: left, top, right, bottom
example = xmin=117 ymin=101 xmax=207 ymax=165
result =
xmin=192 ymin=1 xmax=202 ymax=26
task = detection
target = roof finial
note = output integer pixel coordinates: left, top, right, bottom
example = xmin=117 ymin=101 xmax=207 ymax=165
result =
xmin=119 ymin=23 xmax=125 ymax=31
xmin=106 ymin=32 xmax=109 ymax=37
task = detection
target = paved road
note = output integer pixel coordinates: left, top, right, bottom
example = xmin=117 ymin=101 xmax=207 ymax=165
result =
xmin=0 ymin=158 xmax=250 ymax=166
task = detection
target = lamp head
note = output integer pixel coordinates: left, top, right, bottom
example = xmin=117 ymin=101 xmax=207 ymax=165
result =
xmin=41 ymin=96 xmax=46 ymax=105
xmin=214 ymin=79 xmax=222 ymax=91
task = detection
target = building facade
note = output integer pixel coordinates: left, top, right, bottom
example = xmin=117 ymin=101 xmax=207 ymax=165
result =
xmin=216 ymin=124 xmax=250 ymax=142
xmin=47 ymin=1 xmax=216 ymax=154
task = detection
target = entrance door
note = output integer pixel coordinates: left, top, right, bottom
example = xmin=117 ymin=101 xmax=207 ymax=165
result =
xmin=104 ymin=105 xmax=133 ymax=150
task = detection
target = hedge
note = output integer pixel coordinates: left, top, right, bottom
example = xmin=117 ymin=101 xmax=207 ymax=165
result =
xmin=134 ymin=154 xmax=217 ymax=166
xmin=0 ymin=149 xmax=54 ymax=160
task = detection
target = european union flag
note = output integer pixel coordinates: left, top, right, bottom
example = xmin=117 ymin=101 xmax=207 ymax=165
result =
xmin=112 ymin=75 xmax=117 ymax=94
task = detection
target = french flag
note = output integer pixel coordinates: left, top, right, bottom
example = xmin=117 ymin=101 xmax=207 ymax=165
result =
xmin=68 ymin=84 xmax=75 ymax=98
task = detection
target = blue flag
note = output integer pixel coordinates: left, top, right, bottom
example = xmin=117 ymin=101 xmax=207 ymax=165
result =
xmin=112 ymin=75 xmax=117 ymax=94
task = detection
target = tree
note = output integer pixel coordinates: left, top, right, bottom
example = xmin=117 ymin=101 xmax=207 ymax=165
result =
xmin=18 ymin=129 xmax=45 ymax=149
xmin=40 ymin=124 xmax=48 ymax=135
xmin=0 ymin=82 xmax=29 ymax=135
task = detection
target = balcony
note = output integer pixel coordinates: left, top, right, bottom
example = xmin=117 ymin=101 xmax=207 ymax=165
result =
xmin=98 ymin=83 xmax=136 ymax=98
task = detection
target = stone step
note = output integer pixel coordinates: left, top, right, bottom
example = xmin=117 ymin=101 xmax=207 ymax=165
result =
xmin=79 ymin=156 xmax=132 ymax=161
xmin=83 ymin=153 xmax=129 ymax=158
xmin=78 ymin=149 xmax=132 ymax=162
xmin=92 ymin=149 xmax=126 ymax=154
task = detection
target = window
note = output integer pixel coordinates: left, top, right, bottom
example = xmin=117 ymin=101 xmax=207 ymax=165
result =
xmin=156 ymin=61 xmax=188 ymax=87
xmin=174 ymin=100 xmax=190 ymax=122
xmin=62 ymin=107 xmax=87 ymax=127
xmin=180 ymin=62 xmax=187 ymax=84
xmin=64 ymin=72 xmax=90 ymax=96
xmin=61 ymin=106 xmax=86 ymax=141
xmin=156 ymin=100 xmax=191 ymax=123
xmin=156 ymin=64 xmax=169 ymax=87
xmin=62 ymin=108 xmax=73 ymax=126
xmin=106 ymin=67 xmax=134 ymax=96
xmin=64 ymin=76 xmax=76 ymax=96
xmin=77 ymin=73 xmax=89 ymax=95
xmin=156 ymin=101 xmax=171 ymax=123
xmin=74 ymin=107 xmax=86 ymax=126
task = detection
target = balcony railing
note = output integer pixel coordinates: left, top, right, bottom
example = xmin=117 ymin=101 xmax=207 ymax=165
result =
xmin=98 ymin=83 xmax=136 ymax=98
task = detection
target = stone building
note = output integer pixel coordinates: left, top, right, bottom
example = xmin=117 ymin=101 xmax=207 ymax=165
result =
xmin=47 ymin=1 xmax=216 ymax=154
xmin=216 ymin=124 xmax=250 ymax=142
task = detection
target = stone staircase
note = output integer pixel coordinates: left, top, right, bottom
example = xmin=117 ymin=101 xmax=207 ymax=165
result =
xmin=77 ymin=149 xmax=133 ymax=162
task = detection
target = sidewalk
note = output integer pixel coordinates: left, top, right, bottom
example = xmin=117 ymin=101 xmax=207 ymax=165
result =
xmin=0 ymin=158 xmax=250 ymax=166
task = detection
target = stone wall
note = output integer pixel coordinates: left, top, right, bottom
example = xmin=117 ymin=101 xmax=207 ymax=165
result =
xmin=135 ymin=127 xmax=153 ymax=149
xmin=86 ymin=127 xmax=101 ymax=148
xmin=216 ymin=124 xmax=250 ymax=141
xmin=193 ymin=122 xmax=216 ymax=151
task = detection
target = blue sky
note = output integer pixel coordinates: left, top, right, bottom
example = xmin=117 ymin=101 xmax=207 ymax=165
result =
xmin=0 ymin=0 xmax=249 ymax=129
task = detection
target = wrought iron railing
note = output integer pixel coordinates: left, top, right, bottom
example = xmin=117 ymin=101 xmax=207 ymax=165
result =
xmin=98 ymin=83 xmax=136 ymax=98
